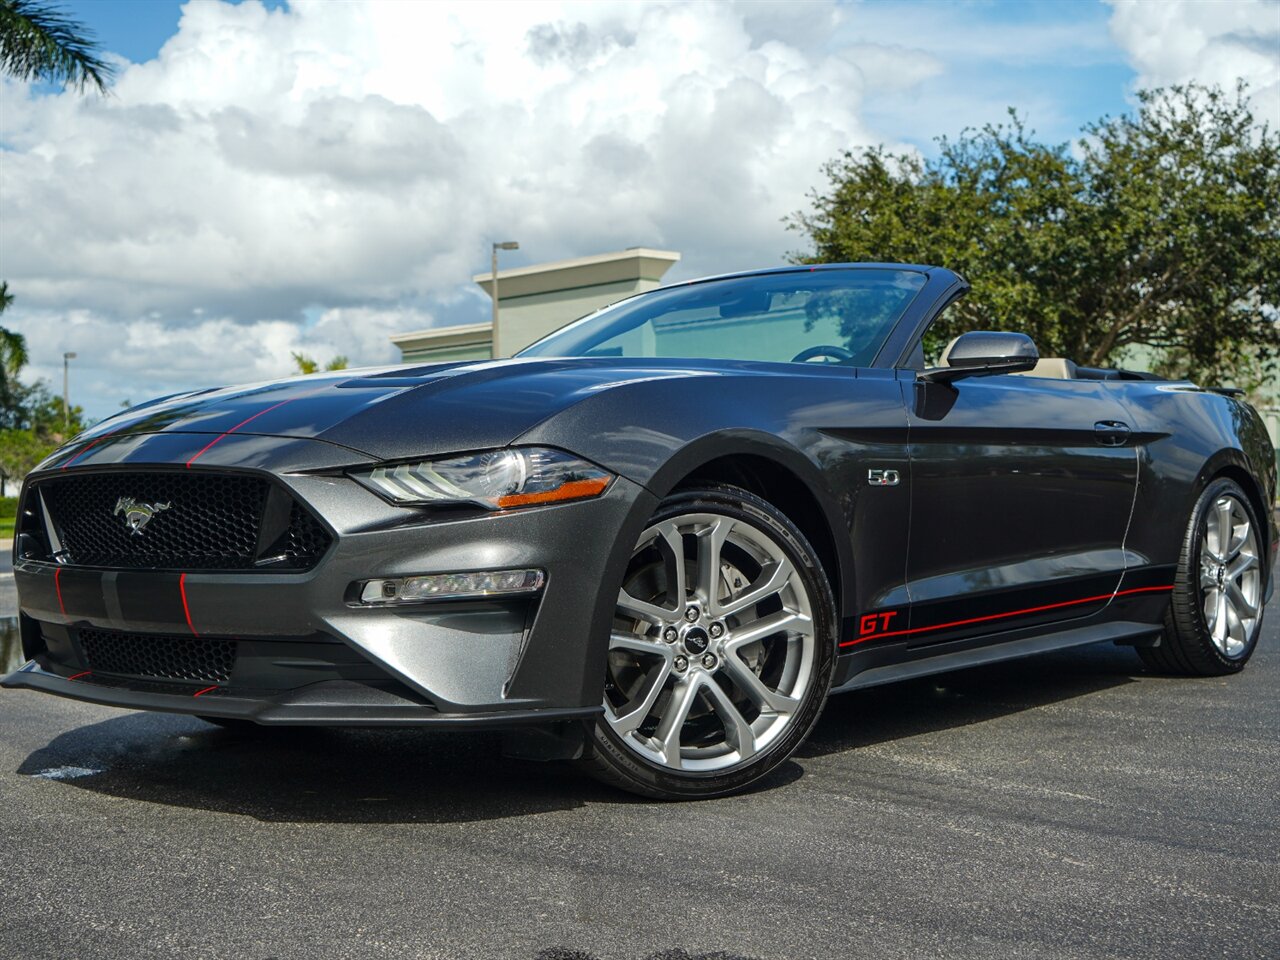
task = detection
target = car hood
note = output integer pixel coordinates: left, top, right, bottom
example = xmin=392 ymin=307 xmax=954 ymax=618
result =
xmin=52 ymin=357 xmax=729 ymax=466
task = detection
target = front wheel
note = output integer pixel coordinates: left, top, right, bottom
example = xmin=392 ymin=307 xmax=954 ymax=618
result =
xmin=1139 ymin=477 xmax=1266 ymax=676
xmin=584 ymin=484 xmax=836 ymax=799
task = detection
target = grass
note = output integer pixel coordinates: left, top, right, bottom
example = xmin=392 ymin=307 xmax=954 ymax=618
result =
xmin=0 ymin=496 xmax=15 ymax=540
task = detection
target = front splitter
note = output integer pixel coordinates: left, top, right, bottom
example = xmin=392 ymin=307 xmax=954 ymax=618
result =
xmin=1 ymin=660 xmax=603 ymax=728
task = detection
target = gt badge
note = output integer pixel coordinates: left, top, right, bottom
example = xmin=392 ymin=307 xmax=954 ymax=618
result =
xmin=867 ymin=469 xmax=900 ymax=487
xmin=113 ymin=497 xmax=171 ymax=536
xmin=859 ymin=610 xmax=899 ymax=637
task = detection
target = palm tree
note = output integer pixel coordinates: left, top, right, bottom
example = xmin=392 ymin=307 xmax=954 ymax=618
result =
xmin=0 ymin=0 xmax=114 ymax=93
xmin=291 ymin=352 xmax=349 ymax=375
xmin=0 ymin=282 xmax=29 ymax=414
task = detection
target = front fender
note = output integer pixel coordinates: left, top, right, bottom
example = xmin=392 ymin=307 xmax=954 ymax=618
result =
xmin=516 ymin=368 xmax=911 ymax=642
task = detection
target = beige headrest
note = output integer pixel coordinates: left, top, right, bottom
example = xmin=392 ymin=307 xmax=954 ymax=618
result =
xmin=938 ymin=336 xmax=961 ymax=367
xmin=1010 ymin=358 xmax=1078 ymax=380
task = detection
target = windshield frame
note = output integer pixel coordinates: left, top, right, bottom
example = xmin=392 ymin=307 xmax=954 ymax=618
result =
xmin=515 ymin=263 xmax=963 ymax=370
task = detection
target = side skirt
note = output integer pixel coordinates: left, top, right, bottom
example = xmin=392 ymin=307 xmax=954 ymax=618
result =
xmin=829 ymin=620 xmax=1162 ymax=695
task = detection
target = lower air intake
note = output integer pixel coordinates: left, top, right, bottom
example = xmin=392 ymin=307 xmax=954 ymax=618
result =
xmin=79 ymin=629 xmax=236 ymax=684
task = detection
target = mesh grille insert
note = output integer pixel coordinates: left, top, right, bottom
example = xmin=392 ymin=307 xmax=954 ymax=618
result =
xmin=35 ymin=471 xmax=331 ymax=570
xmin=80 ymin=629 xmax=236 ymax=684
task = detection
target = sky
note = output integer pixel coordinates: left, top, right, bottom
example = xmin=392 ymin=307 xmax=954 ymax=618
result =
xmin=1 ymin=0 xmax=1278 ymax=420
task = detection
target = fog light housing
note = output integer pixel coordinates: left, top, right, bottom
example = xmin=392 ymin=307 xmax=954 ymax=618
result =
xmin=358 ymin=568 xmax=546 ymax=604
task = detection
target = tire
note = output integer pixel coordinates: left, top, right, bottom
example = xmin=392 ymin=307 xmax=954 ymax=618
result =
xmin=583 ymin=483 xmax=837 ymax=799
xmin=1139 ymin=477 xmax=1267 ymax=676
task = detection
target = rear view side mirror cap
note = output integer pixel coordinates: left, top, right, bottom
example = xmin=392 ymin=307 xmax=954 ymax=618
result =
xmin=921 ymin=331 xmax=1039 ymax=383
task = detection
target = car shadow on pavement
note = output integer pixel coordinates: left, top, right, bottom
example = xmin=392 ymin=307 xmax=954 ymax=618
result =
xmin=799 ymin=641 xmax=1144 ymax=758
xmin=13 ymin=643 xmax=1145 ymax=822
xmin=14 ymin=712 xmax=622 ymax=823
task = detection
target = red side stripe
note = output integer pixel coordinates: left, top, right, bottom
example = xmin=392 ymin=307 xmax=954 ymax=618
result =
xmin=840 ymin=584 xmax=1175 ymax=648
xmin=192 ymin=686 xmax=218 ymax=698
xmin=54 ymin=567 xmax=66 ymax=616
xmin=67 ymin=670 xmax=91 ymax=681
xmin=179 ymin=573 xmax=198 ymax=637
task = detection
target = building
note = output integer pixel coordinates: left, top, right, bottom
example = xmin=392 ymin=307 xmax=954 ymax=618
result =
xmin=391 ymin=247 xmax=681 ymax=363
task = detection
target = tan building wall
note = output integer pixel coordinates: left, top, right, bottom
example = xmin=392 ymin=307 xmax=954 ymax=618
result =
xmin=391 ymin=248 xmax=680 ymax=364
xmin=391 ymin=322 xmax=493 ymax=365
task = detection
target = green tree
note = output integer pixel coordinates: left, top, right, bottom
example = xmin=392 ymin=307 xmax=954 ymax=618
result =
xmin=292 ymin=351 xmax=349 ymax=375
xmin=0 ymin=426 xmax=52 ymax=489
xmin=0 ymin=282 xmax=28 ymax=417
xmin=0 ymin=0 xmax=113 ymax=93
xmin=788 ymin=84 xmax=1280 ymax=384
xmin=0 ymin=285 xmax=84 ymax=481
xmin=0 ymin=378 xmax=84 ymax=487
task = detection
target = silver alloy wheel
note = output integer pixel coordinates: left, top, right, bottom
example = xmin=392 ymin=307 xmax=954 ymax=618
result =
xmin=605 ymin=512 xmax=817 ymax=773
xmin=1199 ymin=494 xmax=1262 ymax=658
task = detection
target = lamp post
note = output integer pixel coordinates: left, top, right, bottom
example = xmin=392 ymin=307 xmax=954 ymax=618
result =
xmin=62 ymin=351 xmax=77 ymax=433
xmin=491 ymin=240 xmax=519 ymax=358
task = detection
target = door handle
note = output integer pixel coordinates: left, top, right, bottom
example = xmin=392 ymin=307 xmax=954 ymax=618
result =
xmin=1094 ymin=420 xmax=1131 ymax=446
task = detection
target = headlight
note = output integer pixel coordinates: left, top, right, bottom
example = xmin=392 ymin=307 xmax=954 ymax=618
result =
xmin=352 ymin=447 xmax=613 ymax=509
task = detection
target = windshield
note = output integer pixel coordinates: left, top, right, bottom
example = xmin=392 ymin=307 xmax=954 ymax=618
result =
xmin=517 ymin=267 xmax=928 ymax=367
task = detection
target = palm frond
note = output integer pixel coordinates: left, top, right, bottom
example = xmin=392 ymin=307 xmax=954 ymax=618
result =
xmin=0 ymin=0 xmax=114 ymax=94
xmin=0 ymin=326 xmax=28 ymax=378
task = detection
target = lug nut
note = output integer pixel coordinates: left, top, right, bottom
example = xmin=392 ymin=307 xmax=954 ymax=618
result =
xmin=663 ymin=627 xmax=678 ymax=643
xmin=709 ymin=622 xmax=725 ymax=639
xmin=674 ymin=655 xmax=689 ymax=673
xmin=702 ymin=654 xmax=717 ymax=669
xmin=684 ymin=605 xmax=700 ymax=623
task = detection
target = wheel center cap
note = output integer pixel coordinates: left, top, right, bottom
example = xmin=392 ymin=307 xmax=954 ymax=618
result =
xmin=683 ymin=626 xmax=710 ymax=655
xmin=1217 ymin=565 xmax=1227 ymax=587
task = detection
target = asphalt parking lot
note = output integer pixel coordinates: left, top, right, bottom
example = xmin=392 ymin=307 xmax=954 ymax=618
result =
xmin=0 ymin=586 xmax=1276 ymax=960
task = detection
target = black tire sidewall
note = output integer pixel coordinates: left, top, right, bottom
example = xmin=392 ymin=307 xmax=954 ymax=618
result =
xmin=589 ymin=484 xmax=837 ymax=799
xmin=1174 ymin=478 xmax=1265 ymax=673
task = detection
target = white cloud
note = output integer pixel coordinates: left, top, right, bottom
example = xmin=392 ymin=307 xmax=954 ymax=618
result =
xmin=1106 ymin=0 xmax=1280 ymax=121
xmin=4 ymin=0 xmax=931 ymax=416
xmin=9 ymin=303 xmax=430 ymax=412
xmin=14 ymin=0 xmax=1264 ymax=421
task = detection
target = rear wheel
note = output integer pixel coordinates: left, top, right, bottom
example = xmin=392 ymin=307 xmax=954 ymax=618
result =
xmin=584 ymin=484 xmax=836 ymax=799
xmin=1139 ymin=477 xmax=1265 ymax=676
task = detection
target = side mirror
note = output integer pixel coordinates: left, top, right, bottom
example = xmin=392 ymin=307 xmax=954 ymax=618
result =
xmin=922 ymin=331 xmax=1038 ymax=383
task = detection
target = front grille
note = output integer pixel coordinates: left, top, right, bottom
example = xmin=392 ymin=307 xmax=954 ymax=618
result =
xmin=33 ymin=471 xmax=331 ymax=571
xmin=79 ymin=629 xmax=236 ymax=684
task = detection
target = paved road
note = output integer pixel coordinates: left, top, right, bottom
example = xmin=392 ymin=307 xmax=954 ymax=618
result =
xmin=1 ymin=595 xmax=1277 ymax=960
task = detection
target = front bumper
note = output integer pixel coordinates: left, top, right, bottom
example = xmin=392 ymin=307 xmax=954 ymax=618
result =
xmin=5 ymin=444 xmax=657 ymax=724
xmin=3 ymin=659 xmax=601 ymax=727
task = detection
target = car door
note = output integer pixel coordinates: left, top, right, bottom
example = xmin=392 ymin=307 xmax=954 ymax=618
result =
xmin=900 ymin=372 xmax=1138 ymax=648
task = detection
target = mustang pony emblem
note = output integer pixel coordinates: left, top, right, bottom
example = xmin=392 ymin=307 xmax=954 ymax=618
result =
xmin=113 ymin=497 xmax=171 ymax=536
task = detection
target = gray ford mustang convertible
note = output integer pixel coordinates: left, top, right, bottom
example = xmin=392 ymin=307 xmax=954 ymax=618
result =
xmin=5 ymin=264 xmax=1276 ymax=798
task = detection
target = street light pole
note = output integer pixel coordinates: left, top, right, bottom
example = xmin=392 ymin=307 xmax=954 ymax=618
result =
xmin=491 ymin=240 xmax=519 ymax=358
xmin=62 ymin=351 xmax=77 ymax=433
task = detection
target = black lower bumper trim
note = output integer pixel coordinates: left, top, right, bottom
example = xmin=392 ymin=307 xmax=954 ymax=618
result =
xmin=1 ymin=661 xmax=603 ymax=728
